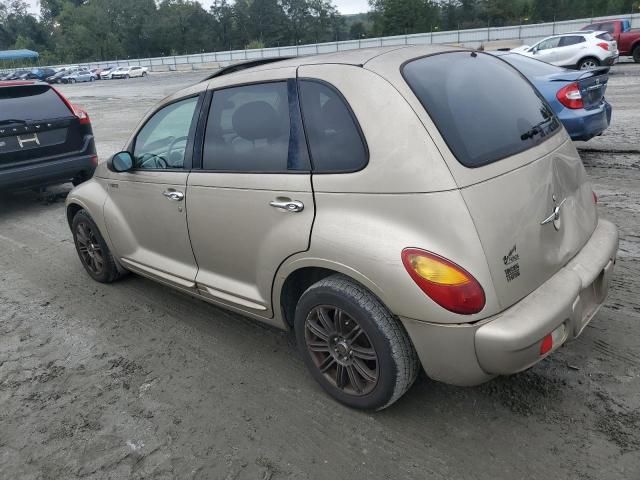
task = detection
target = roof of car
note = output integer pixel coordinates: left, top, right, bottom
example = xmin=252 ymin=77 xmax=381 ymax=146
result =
xmin=202 ymin=45 xmax=461 ymax=81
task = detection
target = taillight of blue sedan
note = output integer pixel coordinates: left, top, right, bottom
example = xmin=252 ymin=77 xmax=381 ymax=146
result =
xmin=494 ymin=52 xmax=612 ymax=142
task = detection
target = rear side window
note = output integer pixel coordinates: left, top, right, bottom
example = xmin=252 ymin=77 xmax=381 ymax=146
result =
xmin=599 ymin=22 xmax=615 ymax=34
xmin=596 ymin=32 xmax=614 ymax=41
xmin=559 ymin=36 xmax=585 ymax=47
xmin=403 ymin=52 xmax=560 ymax=168
xmin=298 ymin=80 xmax=367 ymax=172
xmin=203 ymin=82 xmax=309 ymax=172
xmin=623 ymin=20 xmax=631 ymax=32
xmin=0 ymin=85 xmax=73 ymax=122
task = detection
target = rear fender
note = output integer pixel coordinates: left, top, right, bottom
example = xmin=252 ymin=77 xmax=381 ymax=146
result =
xmin=274 ymin=191 xmax=501 ymax=326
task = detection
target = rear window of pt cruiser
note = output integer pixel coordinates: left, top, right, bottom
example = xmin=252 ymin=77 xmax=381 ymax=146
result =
xmin=402 ymin=52 xmax=560 ymax=168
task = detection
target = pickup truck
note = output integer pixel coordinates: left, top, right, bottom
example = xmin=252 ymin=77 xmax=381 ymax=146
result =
xmin=582 ymin=19 xmax=640 ymax=62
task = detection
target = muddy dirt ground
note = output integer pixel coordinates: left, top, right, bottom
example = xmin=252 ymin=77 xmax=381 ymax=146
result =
xmin=1 ymin=63 xmax=639 ymax=480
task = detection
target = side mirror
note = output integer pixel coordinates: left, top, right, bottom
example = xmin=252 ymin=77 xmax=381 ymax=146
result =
xmin=530 ymin=47 xmax=538 ymax=54
xmin=109 ymin=151 xmax=134 ymax=172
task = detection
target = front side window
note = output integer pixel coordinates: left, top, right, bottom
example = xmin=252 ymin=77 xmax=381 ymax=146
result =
xmin=203 ymin=82 xmax=309 ymax=172
xmin=298 ymin=80 xmax=368 ymax=173
xmin=536 ymin=37 xmax=561 ymax=50
xmin=133 ymin=96 xmax=199 ymax=170
xmin=403 ymin=52 xmax=560 ymax=168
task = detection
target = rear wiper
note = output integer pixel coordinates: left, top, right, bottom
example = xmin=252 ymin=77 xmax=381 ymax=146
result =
xmin=520 ymin=117 xmax=554 ymax=141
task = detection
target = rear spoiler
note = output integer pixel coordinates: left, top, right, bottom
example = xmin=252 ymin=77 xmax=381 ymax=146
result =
xmin=547 ymin=66 xmax=610 ymax=82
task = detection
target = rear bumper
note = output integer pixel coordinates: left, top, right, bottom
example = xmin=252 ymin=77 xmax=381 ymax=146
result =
xmin=400 ymin=218 xmax=619 ymax=386
xmin=0 ymin=152 xmax=97 ymax=190
xmin=561 ymin=100 xmax=612 ymax=141
xmin=603 ymin=54 xmax=618 ymax=66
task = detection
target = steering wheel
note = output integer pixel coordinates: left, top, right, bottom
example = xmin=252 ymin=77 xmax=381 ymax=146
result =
xmin=167 ymin=136 xmax=188 ymax=163
xmin=138 ymin=153 xmax=168 ymax=169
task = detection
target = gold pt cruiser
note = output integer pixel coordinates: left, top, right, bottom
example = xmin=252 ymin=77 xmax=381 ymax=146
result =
xmin=66 ymin=46 xmax=619 ymax=410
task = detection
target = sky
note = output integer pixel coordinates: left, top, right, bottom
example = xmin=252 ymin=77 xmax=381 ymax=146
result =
xmin=25 ymin=0 xmax=370 ymax=16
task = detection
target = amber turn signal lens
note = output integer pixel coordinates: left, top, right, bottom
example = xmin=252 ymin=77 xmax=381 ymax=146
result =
xmin=401 ymin=249 xmax=486 ymax=315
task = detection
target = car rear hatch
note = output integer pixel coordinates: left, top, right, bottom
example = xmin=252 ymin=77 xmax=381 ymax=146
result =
xmin=403 ymin=51 xmax=598 ymax=311
xmin=0 ymin=83 xmax=86 ymax=170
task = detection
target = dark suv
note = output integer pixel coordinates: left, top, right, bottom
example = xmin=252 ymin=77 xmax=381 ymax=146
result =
xmin=0 ymin=81 xmax=97 ymax=190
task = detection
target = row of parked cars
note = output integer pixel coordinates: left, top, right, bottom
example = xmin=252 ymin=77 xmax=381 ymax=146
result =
xmin=0 ymin=21 xmax=626 ymax=410
xmin=0 ymin=65 xmax=149 ymax=84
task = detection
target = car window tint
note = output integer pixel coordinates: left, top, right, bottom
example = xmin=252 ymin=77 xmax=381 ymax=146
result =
xmin=134 ymin=96 xmax=198 ymax=170
xmin=203 ymin=82 xmax=307 ymax=172
xmin=537 ymin=37 xmax=561 ymax=50
xmin=298 ymin=80 xmax=367 ymax=172
xmin=0 ymin=85 xmax=73 ymax=121
xmin=403 ymin=52 xmax=560 ymax=168
xmin=600 ymin=22 xmax=615 ymax=34
xmin=559 ymin=36 xmax=585 ymax=47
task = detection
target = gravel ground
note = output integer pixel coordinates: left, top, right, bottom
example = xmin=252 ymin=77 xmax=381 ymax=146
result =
xmin=1 ymin=64 xmax=639 ymax=480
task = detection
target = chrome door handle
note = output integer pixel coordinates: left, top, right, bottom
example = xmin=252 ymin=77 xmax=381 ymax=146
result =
xmin=269 ymin=199 xmax=304 ymax=213
xmin=163 ymin=190 xmax=184 ymax=201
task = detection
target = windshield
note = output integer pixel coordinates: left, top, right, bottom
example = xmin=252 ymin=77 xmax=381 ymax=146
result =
xmin=403 ymin=51 xmax=561 ymax=168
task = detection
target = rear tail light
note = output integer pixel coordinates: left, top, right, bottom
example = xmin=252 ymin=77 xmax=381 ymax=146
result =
xmin=596 ymin=42 xmax=610 ymax=51
xmin=52 ymin=86 xmax=91 ymax=125
xmin=75 ymin=108 xmax=91 ymax=125
xmin=556 ymin=82 xmax=584 ymax=109
xmin=593 ymin=191 xmax=598 ymax=204
xmin=401 ymin=249 xmax=486 ymax=315
xmin=90 ymin=155 xmax=98 ymax=167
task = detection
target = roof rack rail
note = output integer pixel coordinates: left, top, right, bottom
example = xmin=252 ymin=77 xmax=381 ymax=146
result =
xmin=204 ymin=57 xmax=296 ymax=81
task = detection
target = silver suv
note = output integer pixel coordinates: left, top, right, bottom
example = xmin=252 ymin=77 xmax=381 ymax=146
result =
xmin=66 ymin=46 xmax=619 ymax=410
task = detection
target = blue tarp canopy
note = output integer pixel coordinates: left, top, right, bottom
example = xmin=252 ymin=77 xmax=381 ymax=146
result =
xmin=0 ymin=49 xmax=39 ymax=61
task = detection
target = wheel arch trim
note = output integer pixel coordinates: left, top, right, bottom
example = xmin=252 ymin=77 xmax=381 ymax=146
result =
xmin=272 ymin=255 xmax=387 ymax=330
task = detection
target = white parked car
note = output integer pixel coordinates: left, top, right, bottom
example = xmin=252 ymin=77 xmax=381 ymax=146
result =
xmin=111 ymin=66 xmax=148 ymax=79
xmin=512 ymin=31 xmax=619 ymax=70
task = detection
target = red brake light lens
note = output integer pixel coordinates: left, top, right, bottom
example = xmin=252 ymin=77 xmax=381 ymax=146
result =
xmin=401 ymin=249 xmax=486 ymax=315
xmin=592 ymin=191 xmax=598 ymax=204
xmin=596 ymin=42 xmax=609 ymax=51
xmin=556 ymin=82 xmax=584 ymax=109
xmin=51 ymin=86 xmax=91 ymax=125
xmin=75 ymin=108 xmax=91 ymax=125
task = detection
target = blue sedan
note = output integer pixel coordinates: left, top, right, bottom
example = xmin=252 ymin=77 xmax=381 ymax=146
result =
xmin=494 ymin=52 xmax=612 ymax=142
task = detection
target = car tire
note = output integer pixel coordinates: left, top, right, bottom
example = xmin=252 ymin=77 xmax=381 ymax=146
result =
xmin=72 ymin=210 xmax=125 ymax=284
xmin=125 ymin=74 xmax=130 ymax=79
xmin=633 ymin=45 xmax=640 ymax=64
xmin=294 ymin=274 xmax=420 ymax=410
xmin=142 ymin=72 xmax=147 ymax=77
xmin=577 ymin=57 xmax=600 ymax=70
